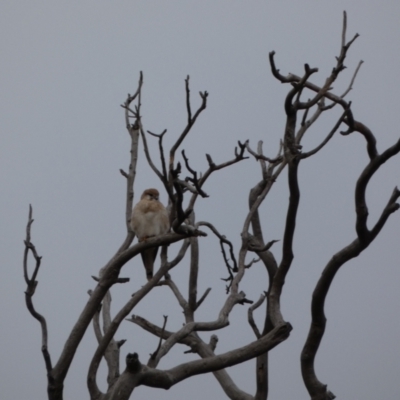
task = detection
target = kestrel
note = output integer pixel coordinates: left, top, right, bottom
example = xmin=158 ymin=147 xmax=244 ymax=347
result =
xmin=130 ymin=188 xmax=170 ymax=280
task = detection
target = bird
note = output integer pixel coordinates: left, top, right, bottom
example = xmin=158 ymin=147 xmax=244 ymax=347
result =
xmin=130 ymin=188 xmax=170 ymax=280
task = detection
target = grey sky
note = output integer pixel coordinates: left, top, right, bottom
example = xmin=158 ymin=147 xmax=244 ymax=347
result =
xmin=1 ymin=1 xmax=400 ymax=399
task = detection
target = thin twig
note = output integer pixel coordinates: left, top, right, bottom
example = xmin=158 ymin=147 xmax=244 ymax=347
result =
xmin=245 ymin=140 xmax=282 ymax=164
xmin=196 ymin=221 xmax=238 ymax=272
xmin=195 ymin=288 xmax=212 ymax=310
xmin=23 ymin=205 xmax=53 ymax=374
xmin=182 ymin=150 xmax=209 ymax=197
xmin=149 ymin=316 xmax=168 ymax=365
xmin=148 ymin=129 xmax=168 ymax=180
xmin=185 ymin=76 xmax=192 ymax=124
xmin=248 ymin=293 xmax=267 ymax=339
xmin=301 ymin=108 xmax=348 ymax=159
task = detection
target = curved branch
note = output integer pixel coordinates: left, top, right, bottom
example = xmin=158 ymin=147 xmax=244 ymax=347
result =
xmin=245 ymin=140 xmax=282 ymax=164
xmin=147 ymin=129 xmax=168 ymax=179
xmin=87 ymin=238 xmax=191 ymax=398
xmin=197 ymin=221 xmax=238 ymax=273
xmin=269 ymin=153 xmax=300 ymax=327
xmin=149 ymin=289 xmax=252 ymax=368
xmin=187 ymin=142 xmax=248 ymax=211
xmin=121 ymin=72 xmax=143 ymax=235
xmin=139 ymin=122 xmax=167 ymax=184
xmin=106 ymin=323 xmax=291 ymax=400
xmin=355 ymin=138 xmax=400 ymax=242
xmin=341 ymin=118 xmax=378 ymax=160
xmin=269 ymin=13 xmax=359 ymax=114
xmin=23 ymin=206 xmax=53 ymax=375
xmin=128 ymin=316 xmax=253 ymax=400
xmin=301 ymin=140 xmax=400 ymax=400
xmin=140 ymin=323 xmax=292 ymax=390
xmin=248 ymin=294 xmax=266 ymax=339
xmin=169 ymin=88 xmax=208 ymax=175
xmin=182 ymin=150 xmax=209 ymax=198
xmin=51 ymin=232 xmax=188 ymax=396
xmin=300 ymin=108 xmax=348 ymax=159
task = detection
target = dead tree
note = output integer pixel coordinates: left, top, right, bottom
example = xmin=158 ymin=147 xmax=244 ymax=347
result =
xmin=23 ymin=12 xmax=399 ymax=400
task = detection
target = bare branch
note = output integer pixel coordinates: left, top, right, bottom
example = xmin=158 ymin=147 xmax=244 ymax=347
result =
xmin=188 ymin=234 xmax=199 ymax=316
xmin=121 ymin=73 xmax=143 ymax=235
xmin=139 ymin=121 xmax=167 ymax=184
xmin=89 ymin=291 xmax=122 ymax=390
xmin=300 ymin=107 xmax=348 ymax=159
xmin=339 ymin=60 xmax=363 ymax=99
xmin=160 ymin=277 xmax=188 ymax=310
xmin=247 ymin=237 xmax=279 ymax=253
xmin=187 ymin=142 xmax=249 ymax=211
xmin=197 ymin=221 xmax=238 ymax=292
xmin=181 ymin=150 xmax=209 ymax=198
xmin=195 ymin=288 xmax=212 ymax=311
xmin=248 ymin=294 xmax=266 ymax=339
xmin=169 ymin=88 xmax=208 ymax=173
xmin=301 ymin=136 xmax=400 ymax=399
xmin=119 ymin=169 xmax=128 ymax=178
xmin=295 ymin=101 xmax=324 ymax=143
xmin=147 ymin=129 xmax=168 ymax=179
xmin=355 ymin=138 xmax=400 ymax=242
xmin=87 ymin=237 xmax=191 ymax=398
xmin=90 ymin=292 xmax=103 ymax=344
xmin=185 ymin=75 xmax=192 ymax=124
xmin=122 ymin=71 xmax=143 ymax=114
xmin=148 ymin=289 xmax=253 ymax=367
xmin=23 ymin=206 xmax=53 ymax=375
xmin=269 ymin=149 xmax=300 ymax=327
xmin=245 ymin=140 xmax=282 ymax=164
xmin=244 ymin=257 xmax=259 ymax=270
xmin=197 ymin=221 xmax=238 ymax=273
xmin=88 ymin=296 xmax=103 ymax=343
xmin=128 ymin=315 xmax=175 ymax=342
xmin=149 ymin=316 xmax=168 ymax=368
xmin=269 ymin=20 xmax=360 ymax=113
xmin=341 ymin=10 xmax=347 ymax=49
xmin=128 ymin=316 xmax=254 ymax=400
xmin=257 ymin=141 xmax=268 ymax=179
xmin=138 ymin=322 xmax=292 ymax=390
xmin=341 ymin=117 xmax=378 ymax=160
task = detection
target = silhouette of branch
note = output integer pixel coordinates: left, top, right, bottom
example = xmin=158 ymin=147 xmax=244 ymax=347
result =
xmin=248 ymin=293 xmax=266 ymax=339
xmin=300 ymin=18 xmax=400 ymax=396
xmin=23 ymin=206 xmax=52 ymax=375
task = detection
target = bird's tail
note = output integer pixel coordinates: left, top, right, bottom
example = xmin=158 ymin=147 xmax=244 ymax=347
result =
xmin=141 ymin=246 xmax=159 ymax=281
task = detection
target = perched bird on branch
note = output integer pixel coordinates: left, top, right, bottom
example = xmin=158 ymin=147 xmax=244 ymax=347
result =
xmin=130 ymin=188 xmax=170 ymax=280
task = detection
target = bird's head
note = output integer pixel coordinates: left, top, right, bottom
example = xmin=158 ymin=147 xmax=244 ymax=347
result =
xmin=141 ymin=188 xmax=160 ymax=201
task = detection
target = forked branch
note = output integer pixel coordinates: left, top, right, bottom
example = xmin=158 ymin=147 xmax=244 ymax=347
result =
xmin=23 ymin=205 xmax=52 ymax=375
xmin=301 ymin=134 xmax=400 ymax=400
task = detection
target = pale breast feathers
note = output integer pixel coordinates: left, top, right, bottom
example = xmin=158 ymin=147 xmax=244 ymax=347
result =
xmin=130 ymin=189 xmax=169 ymax=241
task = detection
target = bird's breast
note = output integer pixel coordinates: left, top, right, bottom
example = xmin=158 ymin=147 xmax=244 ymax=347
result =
xmin=131 ymin=201 xmax=170 ymax=240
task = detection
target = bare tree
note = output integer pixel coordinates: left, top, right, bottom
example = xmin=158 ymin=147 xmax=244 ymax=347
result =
xmin=23 ymin=12 xmax=399 ymax=400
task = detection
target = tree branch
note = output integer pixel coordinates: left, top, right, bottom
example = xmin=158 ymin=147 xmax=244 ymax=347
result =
xmin=120 ymin=72 xmax=143 ymax=238
xmin=140 ymin=322 xmax=292 ymax=389
xmin=87 ymin=237 xmax=191 ymax=399
xmin=355 ymin=138 xmax=400 ymax=242
xmin=23 ymin=206 xmax=53 ymax=376
xmin=187 ymin=142 xmax=248 ymax=211
xmin=169 ymin=88 xmax=208 ymax=174
xmin=301 ymin=138 xmax=400 ymax=400
xmin=248 ymin=294 xmax=266 ymax=339
xmin=300 ymin=107 xmax=348 ymax=159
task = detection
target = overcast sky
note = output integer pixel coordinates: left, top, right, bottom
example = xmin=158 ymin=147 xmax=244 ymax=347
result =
xmin=1 ymin=1 xmax=400 ymax=399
